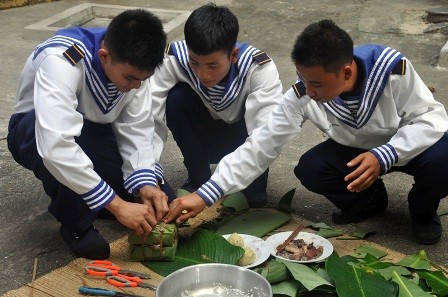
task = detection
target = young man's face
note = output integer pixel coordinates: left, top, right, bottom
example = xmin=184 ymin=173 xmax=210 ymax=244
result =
xmin=99 ymin=47 xmax=152 ymax=93
xmin=106 ymin=62 xmax=152 ymax=93
xmin=295 ymin=64 xmax=349 ymax=102
xmin=188 ymin=48 xmax=238 ymax=88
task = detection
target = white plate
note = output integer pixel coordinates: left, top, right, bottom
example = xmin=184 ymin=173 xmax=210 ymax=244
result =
xmin=222 ymin=234 xmax=271 ymax=268
xmin=265 ymin=231 xmax=333 ymax=263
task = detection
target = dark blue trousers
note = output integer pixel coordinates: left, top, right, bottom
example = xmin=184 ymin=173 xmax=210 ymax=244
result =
xmin=294 ymin=135 xmax=448 ymax=222
xmin=166 ymin=82 xmax=268 ymax=195
xmin=7 ymin=111 xmax=175 ymax=234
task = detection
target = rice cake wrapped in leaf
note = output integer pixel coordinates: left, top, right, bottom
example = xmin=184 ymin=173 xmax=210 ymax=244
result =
xmin=128 ymin=223 xmax=178 ymax=246
xmin=129 ymin=239 xmax=178 ymax=262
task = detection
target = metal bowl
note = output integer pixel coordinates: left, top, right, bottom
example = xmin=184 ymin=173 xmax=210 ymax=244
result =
xmin=156 ymin=263 xmax=272 ymax=297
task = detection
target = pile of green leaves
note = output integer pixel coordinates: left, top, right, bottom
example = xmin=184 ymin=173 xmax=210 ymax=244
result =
xmin=254 ymin=248 xmax=448 ymax=297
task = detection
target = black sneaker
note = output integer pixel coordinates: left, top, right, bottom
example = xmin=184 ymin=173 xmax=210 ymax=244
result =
xmin=332 ymin=179 xmax=388 ymax=224
xmin=180 ymin=178 xmax=200 ymax=193
xmin=60 ymin=225 xmax=110 ymax=259
xmin=412 ymin=215 xmax=442 ymax=245
xmin=244 ymin=191 xmax=268 ymax=208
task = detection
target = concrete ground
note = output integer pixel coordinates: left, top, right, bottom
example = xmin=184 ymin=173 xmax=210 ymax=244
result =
xmin=1 ymin=0 xmax=448 ymax=294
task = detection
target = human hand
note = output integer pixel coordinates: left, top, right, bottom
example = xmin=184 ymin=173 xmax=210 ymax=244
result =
xmin=163 ymin=193 xmax=207 ymax=224
xmin=105 ymin=195 xmax=157 ymax=235
xmin=139 ymin=185 xmax=169 ymax=221
xmin=344 ymin=151 xmax=381 ymax=192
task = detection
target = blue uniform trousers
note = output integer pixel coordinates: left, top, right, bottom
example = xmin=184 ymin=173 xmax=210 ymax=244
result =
xmin=294 ymin=135 xmax=448 ymax=222
xmin=7 ymin=111 xmax=175 ymax=234
xmin=166 ymin=82 xmax=269 ymax=195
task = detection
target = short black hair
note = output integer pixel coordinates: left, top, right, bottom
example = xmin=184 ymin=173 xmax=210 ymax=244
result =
xmin=184 ymin=3 xmax=238 ymax=55
xmin=104 ymin=9 xmax=167 ymax=72
xmin=291 ymin=19 xmax=353 ymax=73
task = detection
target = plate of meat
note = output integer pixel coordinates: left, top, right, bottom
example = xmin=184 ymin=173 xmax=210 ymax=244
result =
xmin=265 ymin=231 xmax=333 ymax=263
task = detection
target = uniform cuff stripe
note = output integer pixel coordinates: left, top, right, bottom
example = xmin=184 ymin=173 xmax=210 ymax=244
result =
xmin=124 ymin=169 xmax=158 ymax=193
xmin=196 ymin=180 xmax=224 ymax=206
xmin=82 ymin=180 xmax=116 ymax=211
xmin=370 ymin=144 xmax=398 ymax=174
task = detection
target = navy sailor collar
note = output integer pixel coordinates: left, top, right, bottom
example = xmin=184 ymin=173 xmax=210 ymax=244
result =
xmin=169 ymin=40 xmax=260 ymax=112
xmin=33 ymin=27 xmax=123 ymax=114
xmin=324 ymin=44 xmax=403 ymax=129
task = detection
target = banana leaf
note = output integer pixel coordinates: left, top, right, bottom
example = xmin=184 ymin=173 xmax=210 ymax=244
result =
xmin=128 ymin=223 xmax=178 ymax=246
xmin=326 ymin=252 xmax=398 ymax=297
xmin=129 ymin=240 xmax=177 ymax=262
xmin=271 ymin=280 xmax=302 ymax=297
xmin=317 ymin=228 xmax=344 ymax=238
xmin=311 ymin=222 xmax=332 ymax=229
xmin=316 ymin=267 xmax=334 ymax=285
xmin=221 ymin=191 xmax=249 ymax=212
xmin=253 ymin=259 xmax=291 ymax=283
xmin=280 ymin=260 xmax=333 ymax=292
xmin=417 ymin=270 xmax=448 ymax=296
xmin=397 ymin=253 xmax=431 ymax=270
xmin=363 ymin=253 xmax=396 ymax=270
xmin=391 ymin=271 xmax=433 ymax=297
xmin=215 ymin=209 xmax=290 ymax=237
xmin=142 ymin=229 xmax=244 ymax=276
xmin=378 ymin=266 xmax=412 ymax=280
xmin=276 ymin=188 xmax=295 ymax=213
xmin=309 ymin=222 xmax=345 ymax=238
xmin=355 ymin=245 xmax=388 ymax=259
xmin=348 ymin=230 xmax=376 ymax=239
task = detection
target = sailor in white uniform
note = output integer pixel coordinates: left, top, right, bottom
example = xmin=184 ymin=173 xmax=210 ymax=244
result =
xmin=150 ymin=4 xmax=283 ymax=207
xmin=7 ymin=10 xmax=174 ymax=259
xmin=165 ymin=19 xmax=448 ymax=245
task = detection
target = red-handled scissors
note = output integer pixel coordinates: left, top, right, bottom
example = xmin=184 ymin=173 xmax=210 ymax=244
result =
xmin=107 ymin=275 xmax=157 ymax=291
xmin=85 ymin=260 xmax=151 ymax=279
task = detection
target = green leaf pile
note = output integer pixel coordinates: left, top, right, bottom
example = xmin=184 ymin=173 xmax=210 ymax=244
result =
xmin=254 ymin=249 xmax=448 ymax=297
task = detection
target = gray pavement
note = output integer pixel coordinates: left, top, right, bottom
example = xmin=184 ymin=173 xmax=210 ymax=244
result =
xmin=1 ymin=0 xmax=448 ymax=294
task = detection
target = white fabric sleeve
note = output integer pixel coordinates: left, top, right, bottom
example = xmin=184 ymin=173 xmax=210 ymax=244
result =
xmin=196 ymin=88 xmax=306 ymax=205
xmin=113 ymin=80 xmax=159 ymax=193
xmin=370 ymin=59 xmax=448 ymax=173
xmin=34 ymin=54 xmax=115 ymax=210
xmin=244 ymin=62 xmax=283 ymax=134
xmin=150 ymin=55 xmax=180 ymax=163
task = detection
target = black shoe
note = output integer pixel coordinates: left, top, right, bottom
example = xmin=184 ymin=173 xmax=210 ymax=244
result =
xmin=180 ymin=178 xmax=200 ymax=193
xmin=412 ymin=215 xmax=442 ymax=245
xmin=332 ymin=179 xmax=388 ymax=224
xmin=245 ymin=191 xmax=268 ymax=208
xmin=60 ymin=225 xmax=110 ymax=259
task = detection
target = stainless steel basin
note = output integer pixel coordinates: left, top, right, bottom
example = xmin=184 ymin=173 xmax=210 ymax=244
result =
xmin=156 ymin=263 xmax=272 ymax=297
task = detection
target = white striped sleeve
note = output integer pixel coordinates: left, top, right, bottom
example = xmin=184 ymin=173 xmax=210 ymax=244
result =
xmin=196 ymin=180 xmax=224 ymax=206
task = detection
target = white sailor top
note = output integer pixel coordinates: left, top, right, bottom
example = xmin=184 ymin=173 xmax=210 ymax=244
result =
xmin=150 ymin=40 xmax=283 ymax=163
xmin=196 ymin=44 xmax=448 ymax=205
xmin=13 ymin=27 xmax=160 ymax=211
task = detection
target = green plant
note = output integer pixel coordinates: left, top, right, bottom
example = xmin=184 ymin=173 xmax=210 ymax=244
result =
xmin=254 ymin=248 xmax=448 ymax=297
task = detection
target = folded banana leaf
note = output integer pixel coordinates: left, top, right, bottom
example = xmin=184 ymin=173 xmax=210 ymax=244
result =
xmin=215 ymin=209 xmax=290 ymax=237
xmin=128 ymin=223 xmax=178 ymax=246
xmin=221 ymin=191 xmax=249 ymax=212
xmin=129 ymin=240 xmax=178 ymax=262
